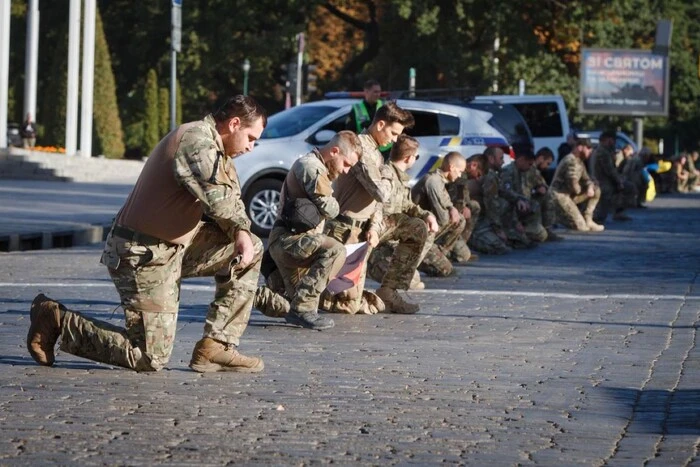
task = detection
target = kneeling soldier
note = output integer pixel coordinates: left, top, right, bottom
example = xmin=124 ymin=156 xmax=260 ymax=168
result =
xmin=321 ymin=101 xmax=420 ymax=314
xmin=411 ymin=152 xmax=469 ymax=272
xmin=267 ymin=131 xmax=361 ymax=330
xmin=27 ymin=96 xmax=276 ymax=373
xmin=366 ymin=135 xmax=439 ymax=294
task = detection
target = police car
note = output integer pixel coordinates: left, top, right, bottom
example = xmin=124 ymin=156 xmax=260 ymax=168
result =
xmin=235 ymin=98 xmax=513 ymax=236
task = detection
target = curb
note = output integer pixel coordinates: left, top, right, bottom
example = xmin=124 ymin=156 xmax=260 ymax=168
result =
xmin=0 ymin=223 xmax=110 ymax=253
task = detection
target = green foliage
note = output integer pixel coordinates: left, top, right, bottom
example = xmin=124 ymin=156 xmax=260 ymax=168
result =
xmin=8 ymin=0 xmax=700 ymax=154
xmin=143 ymin=69 xmax=159 ymax=155
xmin=93 ymin=8 xmax=125 ymax=158
xmin=39 ymin=21 xmax=68 ymax=147
xmin=159 ymin=87 xmax=170 ymax=137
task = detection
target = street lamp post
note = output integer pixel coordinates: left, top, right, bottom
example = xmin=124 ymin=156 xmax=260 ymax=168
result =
xmin=242 ymin=58 xmax=250 ymax=96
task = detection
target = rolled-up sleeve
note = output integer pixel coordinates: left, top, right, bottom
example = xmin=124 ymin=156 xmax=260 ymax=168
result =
xmin=173 ymin=129 xmax=250 ymax=241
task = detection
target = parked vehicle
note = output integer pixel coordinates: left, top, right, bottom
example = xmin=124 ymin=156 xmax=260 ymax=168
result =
xmin=236 ymin=98 xmax=512 ymax=236
xmin=460 ymin=100 xmax=534 ymax=157
xmin=473 ymin=94 xmax=571 ymax=166
xmin=386 ymin=91 xmax=534 ymax=159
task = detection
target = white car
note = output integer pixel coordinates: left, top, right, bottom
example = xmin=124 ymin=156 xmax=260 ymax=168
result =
xmin=474 ymin=94 xmax=571 ymax=167
xmin=235 ymin=98 xmax=512 ymax=236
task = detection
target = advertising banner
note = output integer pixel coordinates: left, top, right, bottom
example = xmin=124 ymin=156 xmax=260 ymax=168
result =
xmin=579 ymin=48 xmax=669 ymax=116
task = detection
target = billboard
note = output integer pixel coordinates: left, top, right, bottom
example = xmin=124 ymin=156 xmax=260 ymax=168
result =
xmin=579 ymin=48 xmax=669 ymax=116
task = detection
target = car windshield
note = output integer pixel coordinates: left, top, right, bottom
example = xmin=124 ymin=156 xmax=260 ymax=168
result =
xmin=261 ymin=105 xmax=340 ymax=139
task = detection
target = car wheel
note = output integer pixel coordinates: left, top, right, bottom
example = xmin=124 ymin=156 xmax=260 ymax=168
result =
xmin=244 ymin=178 xmax=283 ymax=237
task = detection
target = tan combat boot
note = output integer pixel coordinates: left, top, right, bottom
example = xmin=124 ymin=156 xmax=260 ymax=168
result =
xmin=27 ymin=294 xmax=64 ymax=366
xmin=189 ymin=337 xmax=264 ymax=373
xmin=585 ymin=216 xmax=605 ymax=232
xmin=375 ymin=287 xmax=420 ymax=314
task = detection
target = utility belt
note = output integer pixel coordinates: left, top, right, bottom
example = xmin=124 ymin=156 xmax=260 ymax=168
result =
xmin=335 ymin=214 xmax=369 ymax=231
xmin=112 ymin=224 xmax=175 ymax=248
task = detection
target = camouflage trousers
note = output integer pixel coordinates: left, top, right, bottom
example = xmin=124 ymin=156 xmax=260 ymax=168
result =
xmin=369 ymin=230 xmax=455 ymax=281
xmin=595 ymin=180 xmax=635 ymax=221
xmin=321 ymin=214 xmax=428 ymax=314
xmin=532 ymin=193 xmax=555 ymax=230
xmin=60 ymin=222 xmax=268 ymax=372
xmin=461 ymin=200 xmax=480 ymax=243
xmin=550 ymin=187 xmax=600 ymax=231
xmin=468 ymin=218 xmax=511 ymax=255
xmin=267 ymin=225 xmax=345 ymax=314
xmin=423 ymin=215 xmax=468 ymax=271
xmin=515 ymin=200 xmax=547 ymax=243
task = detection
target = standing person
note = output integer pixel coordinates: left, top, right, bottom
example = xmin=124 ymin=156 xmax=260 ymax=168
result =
xmin=549 ymin=133 xmax=604 ymax=232
xmin=21 ymin=113 xmax=37 ymax=149
xmin=27 ymin=95 xmax=275 ymax=373
xmin=593 ymin=130 xmax=633 ymax=223
xmin=346 ymin=79 xmax=383 ymax=134
xmin=322 ymin=101 xmax=419 ymax=314
xmin=411 ymin=152 xmax=470 ymax=265
xmin=267 ymin=131 xmax=361 ymax=330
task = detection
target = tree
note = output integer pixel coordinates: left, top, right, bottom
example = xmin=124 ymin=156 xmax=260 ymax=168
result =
xmin=143 ymin=69 xmax=159 ymax=155
xmin=159 ymin=87 xmax=170 ymax=137
xmin=93 ymin=7 xmax=125 ymax=158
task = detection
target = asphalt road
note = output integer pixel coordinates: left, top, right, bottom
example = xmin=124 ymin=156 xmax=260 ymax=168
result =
xmin=0 ymin=192 xmax=699 ymax=465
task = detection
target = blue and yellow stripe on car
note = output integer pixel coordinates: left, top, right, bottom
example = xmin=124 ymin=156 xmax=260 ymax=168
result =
xmin=416 ymin=135 xmax=510 ymax=178
xmin=439 ymin=136 xmax=508 ymax=147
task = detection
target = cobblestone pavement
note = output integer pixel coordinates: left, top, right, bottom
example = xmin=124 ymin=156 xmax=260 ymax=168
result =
xmin=0 ymin=193 xmax=698 ymax=465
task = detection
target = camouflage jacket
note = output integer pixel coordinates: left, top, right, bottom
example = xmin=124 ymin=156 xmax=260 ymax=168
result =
xmin=288 ymin=149 xmax=338 ymax=219
xmin=173 ymin=114 xmax=250 ymax=240
xmin=550 ymin=153 xmax=594 ymax=196
xmin=349 ymin=132 xmax=389 ymax=233
xmin=500 ymin=164 xmax=547 ymax=202
xmin=411 ymin=170 xmax=454 ymax=226
xmin=481 ymin=168 xmax=505 ymax=229
xmin=498 ymin=163 xmax=529 ymax=204
xmin=593 ymin=145 xmax=623 ymax=187
xmin=446 ymin=173 xmax=472 ymax=211
xmin=380 ymin=162 xmax=431 ymax=219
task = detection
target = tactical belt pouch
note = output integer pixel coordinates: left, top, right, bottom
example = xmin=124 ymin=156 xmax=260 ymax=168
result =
xmin=281 ymin=198 xmax=322 ymax=234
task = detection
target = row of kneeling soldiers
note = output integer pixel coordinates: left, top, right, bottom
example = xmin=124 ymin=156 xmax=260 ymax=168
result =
xmin=24 ymin=96 xmax=634 ymax=374
xmin=263 ymin=103 xmax=626 ymax=330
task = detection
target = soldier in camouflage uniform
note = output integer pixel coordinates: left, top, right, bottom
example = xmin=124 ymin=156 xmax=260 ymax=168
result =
xmin=446 ymin=154 xmax=483 ymax=262
xmin=592 ymin=130 xmax=634 ymax=223
xmin=549 ymin=134 xmax=604 ymax=232
xmin=471 ymin=147 xmax=531 ymax=253
xmin=465 ymin=152 xmax=511 ymax=255
xmin=321 ymin=102 xmax=421 ymax=314
xmin=412 ymin=152 xmax=471 ymax=269
xmin=366 ymin=135 xmax=440 ymax=286
xmin=267 ymin=131 xmax=361 ymax=330
xmin=27 ymin=96 xmax=279 ymax=373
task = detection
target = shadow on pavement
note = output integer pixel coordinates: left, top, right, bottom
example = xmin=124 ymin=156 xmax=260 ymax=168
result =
xmin=599 ymin=386 xmax=700 ymax=435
